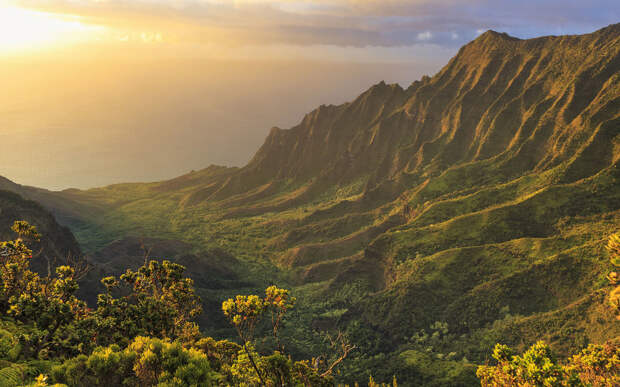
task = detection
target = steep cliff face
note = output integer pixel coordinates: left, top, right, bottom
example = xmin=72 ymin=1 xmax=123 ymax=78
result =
xmin=189 ymin=24 xmax=619 ymax=208
xmin=207 ymin=24 xmax=620 ymax=279
xmin=243 ymin=81 xmax=408 ymax=182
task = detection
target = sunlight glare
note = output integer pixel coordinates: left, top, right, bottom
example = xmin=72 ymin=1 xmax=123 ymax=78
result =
xmin=0 ymin=5 xmax=100 ymax=52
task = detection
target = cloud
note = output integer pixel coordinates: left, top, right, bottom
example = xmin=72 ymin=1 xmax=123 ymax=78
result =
xmin=12 ymin=0 xmax=620 ymax=48
xmin=417 ymin=31 xmax=432 ymax=41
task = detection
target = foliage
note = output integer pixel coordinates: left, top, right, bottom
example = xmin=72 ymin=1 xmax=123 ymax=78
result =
xmin=0 ymin=220 xmax=206 ymax=363
xmin=264 ymin=286 xmax=296 ymax=352
xmin=367 ymin=374 xmax=399 ymax=387
xmin=51 ymin=336 xmax=214 ymax=386
xmin=476 ymin=232 xmax=620 ymax=387
xmin=0 ymin=222 xmax=94 ymax=359
xmin=0 ymin=359 xmax=57 ymax=387
xmin=477 ymin=340 xmax=619 ymax=387
xmin=222 ymin=294 xmax=266 ymax=344
xmin=228 ymin=344 xmax=333 ymax=387
xmin=96 ymin=260 xmax=202 ymax=346
xmin=606 ymin=233 xmax=620 ymax=318
xmin=193 ymin=337 xmax=241 ymax=374
xmin=0 ymin=225 xmax=39 ymax=311
xmin=564 ymin=341 xmax=619 ymax=386
xmin=0 ymin=222 xmax=337 ymax=386
xmin=407 ymin=321 xmax=457 ymax=360
xmin=223 ymin=287 xmax=339 ymax=386
xmin=0 ymin=208 xmax=617 ymax=387
xmin=477 ymin=341 xmax=564 ymax=386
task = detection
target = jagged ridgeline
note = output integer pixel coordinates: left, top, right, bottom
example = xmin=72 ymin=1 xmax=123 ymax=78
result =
xmin=1 ymin=24 xmax=619 ymax=384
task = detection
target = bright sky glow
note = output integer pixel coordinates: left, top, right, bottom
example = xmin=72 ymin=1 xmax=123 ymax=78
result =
xmin=0 ymin=5 xmax=101 ymax=52
xmin=0 ymin=0 xmax=617 ymax=56
xmin=0 ymin=0 xmax=616 ymax=189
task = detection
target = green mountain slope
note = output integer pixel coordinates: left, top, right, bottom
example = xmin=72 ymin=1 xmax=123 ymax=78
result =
xmin=0 ymin=189 xmax=82 ymax=275
xmin=2 ymin=24 xmax=619 ymax=384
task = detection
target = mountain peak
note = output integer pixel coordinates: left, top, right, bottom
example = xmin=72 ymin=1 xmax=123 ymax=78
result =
xmin=478 ymin=29 xmax=519 ymax=40
xmin=363 ymin=81 xmax=404 ymax=99
xmin=467 ymin=29 xmax=521 ymax=50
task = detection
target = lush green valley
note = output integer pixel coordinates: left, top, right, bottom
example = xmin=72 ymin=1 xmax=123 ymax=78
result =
xmin=0 ymin=24 xmax=619 ymax=385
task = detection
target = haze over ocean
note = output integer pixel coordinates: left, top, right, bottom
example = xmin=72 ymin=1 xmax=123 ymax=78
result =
xmin=0 ymin=0 xmax=616 ymax=189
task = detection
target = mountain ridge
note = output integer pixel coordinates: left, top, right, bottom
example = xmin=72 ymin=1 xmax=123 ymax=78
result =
xmin=2 ymin=23 xmax=618 ymax=272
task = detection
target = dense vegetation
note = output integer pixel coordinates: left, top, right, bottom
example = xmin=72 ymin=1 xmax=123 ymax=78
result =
xmin=0 ymin=221 xmax=346 ymax=386
xmin=476 ymin=232 xmax=620 ymax=386
xmin=0 ymin=25 xmax=618 ymax=385
xmin=1 ymin=222 xmax=618 ymax=386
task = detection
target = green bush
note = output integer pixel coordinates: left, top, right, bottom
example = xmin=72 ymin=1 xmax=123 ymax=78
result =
xmin=477 ymin=340 xmax=619 ymax=386
xmin=51 ymin=336 xmax=214 ymax=387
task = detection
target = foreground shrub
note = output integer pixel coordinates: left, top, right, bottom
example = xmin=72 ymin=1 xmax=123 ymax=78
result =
xmin=477 ymin=340 xmax=619 ymax=386
xmin=564 ymin=341 xmax=619 ymax=386
xmin=51 ymin=336 xmax=214 ymax=386
xmin=0 ymin=222 xmax=95 ymax=359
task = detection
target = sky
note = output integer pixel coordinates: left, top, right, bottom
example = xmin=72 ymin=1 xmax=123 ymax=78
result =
xmin=0 ymin=0 xmax=618 ymax=190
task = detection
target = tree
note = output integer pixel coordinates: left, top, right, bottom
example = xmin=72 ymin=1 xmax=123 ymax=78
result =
xmin=9 ymin=264 xmax=94 ymax=359
xmin=0 ymin=221 xmax=40 ymax=312
xmin=222 ymin=287 xmax=335 ymax=386
xmin=0 ymin=221 xmax=95 ymax=359
xmin=606 ymin=233 xmax=620 ymax=319
xmin=193 ymin=337 xmax=241 ymax=378
xmin=121 ymin=260 xmax=202 ymax=332
xmin=319 ymin=331 xmax=356 ymax=378
xmin=94 ymin=260 xmax=202 ymax=346
xmin=222 ymin=293 xmax=267 ymax=385
xmin=264 ymin=286 xmax=296 ymax=353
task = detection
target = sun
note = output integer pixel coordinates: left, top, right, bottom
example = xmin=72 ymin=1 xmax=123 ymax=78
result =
xmin=0 ymin=5 xmax=100 ymax=52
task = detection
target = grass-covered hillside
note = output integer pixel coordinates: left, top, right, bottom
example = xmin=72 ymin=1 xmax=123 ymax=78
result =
xmin=1 ymin=24 xmax=618 ymax=385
